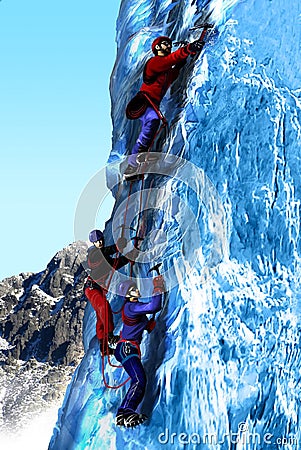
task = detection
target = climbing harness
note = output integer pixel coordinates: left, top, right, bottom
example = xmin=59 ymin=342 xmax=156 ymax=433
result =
xmin=118 ymin=339 xmax=142 ymax=361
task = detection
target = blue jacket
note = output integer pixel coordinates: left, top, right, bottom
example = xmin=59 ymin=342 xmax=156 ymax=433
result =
xmin=121 ymin=294 xmax=162 ymax=344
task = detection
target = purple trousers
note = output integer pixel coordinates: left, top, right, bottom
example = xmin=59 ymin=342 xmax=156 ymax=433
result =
xmin=128 ymin=106 xmax=160 ymax=167
xmin=115 ymin=341 xmax=146 ymax=414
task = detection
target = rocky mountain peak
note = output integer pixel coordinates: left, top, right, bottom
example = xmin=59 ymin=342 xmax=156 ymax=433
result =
xmin=0 ymin=240 xmax=88 ymax=366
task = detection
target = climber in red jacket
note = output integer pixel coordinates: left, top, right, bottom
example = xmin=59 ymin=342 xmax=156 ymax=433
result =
xmin=84 ymin=229 xmax=137 ymax=355
xmin=124 ymin=35 xmax=205 ymax=180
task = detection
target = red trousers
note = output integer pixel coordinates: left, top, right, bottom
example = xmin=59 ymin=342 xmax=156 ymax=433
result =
xmin=84 ymin=287 xmax=114 ymax=340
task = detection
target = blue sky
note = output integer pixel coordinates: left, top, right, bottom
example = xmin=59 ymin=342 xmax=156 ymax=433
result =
xmin=0 ymin=0 xmax=120 ymax=279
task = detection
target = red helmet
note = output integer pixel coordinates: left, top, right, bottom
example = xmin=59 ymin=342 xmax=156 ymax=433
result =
xmin=151 ymin=36 xmax=172 ymax=54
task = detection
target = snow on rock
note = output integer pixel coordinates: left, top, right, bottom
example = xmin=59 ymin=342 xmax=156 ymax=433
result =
xmin=0 ymin=242 xmax=88 ymax=443
xmin=0 ymin=337 xmax=14 ymax=351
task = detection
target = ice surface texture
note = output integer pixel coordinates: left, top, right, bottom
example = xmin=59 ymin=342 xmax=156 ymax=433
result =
xmin=49 ymin=0 xmax=301 ymax=449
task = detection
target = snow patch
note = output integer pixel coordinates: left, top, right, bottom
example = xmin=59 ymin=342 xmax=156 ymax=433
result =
xmin=0 ymin=337 xmax=14 ymax=351
xmin=0 ymin=406 xmax=59 ymax=450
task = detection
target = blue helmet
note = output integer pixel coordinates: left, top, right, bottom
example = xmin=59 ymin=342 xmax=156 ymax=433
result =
xmin=118 ymin=280 xmax=137 ymax=297
xmin=89 ymin=229 xmax=104 ymax=243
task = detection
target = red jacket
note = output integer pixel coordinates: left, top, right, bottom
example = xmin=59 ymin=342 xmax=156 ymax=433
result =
xmin=85 ymin=286 xmax=114 ymax=339
xmin=85 ymin=245 xmax=129 ymax=340
xmin=87 ymin=244 xmax=129 ymax=286
xmin=140 ymin=45 xmax=191 ymax=104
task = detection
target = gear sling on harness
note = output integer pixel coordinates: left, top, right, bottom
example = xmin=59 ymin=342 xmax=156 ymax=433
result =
xmin=101 ymin=299 xmax=141 ymax=390
xmin=126 ymin=91 xmax=167 ymax=126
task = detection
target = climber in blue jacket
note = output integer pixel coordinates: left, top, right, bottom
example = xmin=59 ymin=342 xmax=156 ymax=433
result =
xmin=114 ymin=275 xmax=165 ymax=428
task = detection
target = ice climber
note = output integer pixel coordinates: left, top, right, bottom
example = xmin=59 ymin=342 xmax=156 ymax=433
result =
xmin=84 ymin=229 xmax=137 ymax=356
xmin=124 ymin=35 xmax=205 ymax=180
xmin=114 ymin=275 xmax=165 ymax=428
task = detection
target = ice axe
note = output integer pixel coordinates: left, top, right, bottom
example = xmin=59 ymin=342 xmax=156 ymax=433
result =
xmin=148 ymin=262 xmax=162 ymax=276
xmin=192 ymin=22 xmax=214 ymax=41
xmin=147 ymin=263 xmax=163 ymax=322
xmin=116 ymin=224 xmax=136 ymax=238
xmin=174 ymin=22 xmax=214 ymax=56
xmin=174 ymin=6 xmax=214 ymax=47
xmin=115 ymin=225 xmax=144 ymax=246
xmin=190 ymin=22 xmax=214 ymax=33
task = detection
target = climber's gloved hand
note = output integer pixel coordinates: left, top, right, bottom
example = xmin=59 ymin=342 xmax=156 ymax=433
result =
xmin=108 ymin=332 xmax=120 ymax=347
xmin=153 ymin=275 xmax=165 ymax=293
xmin=188 ymin=40 xmax=205 ymax=54
xmin=117 ymin=237 xmax=127 ymax=251
xmin=99 ymin=338 xmax=114 ymax=356
xmin=146 ymin=318 xmax=156 ymax=333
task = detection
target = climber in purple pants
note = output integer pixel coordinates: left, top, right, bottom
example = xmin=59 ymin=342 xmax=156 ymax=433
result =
xmin=127 ymin=106 xmax=160 ymax=167
xmin=114 ymin=276 xmax=165 ymax=428
xmin=114 ymin=341 xmax=146 ymax=414
xmin=124 ymin=35 xmax=204 ymax=180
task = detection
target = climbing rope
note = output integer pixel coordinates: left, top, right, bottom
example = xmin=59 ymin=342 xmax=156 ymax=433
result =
xmin=101 ymin=289 xmax=130 ymax=388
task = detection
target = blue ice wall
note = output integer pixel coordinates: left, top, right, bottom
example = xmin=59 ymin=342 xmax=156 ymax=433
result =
xmin=49 ymin=0 xmax=301 ymax=449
